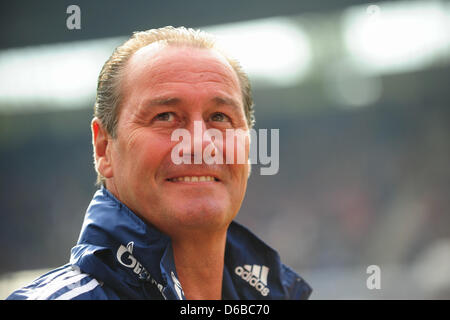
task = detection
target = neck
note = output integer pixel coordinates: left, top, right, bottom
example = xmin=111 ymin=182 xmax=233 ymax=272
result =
xmin=171 ymin=230 xmax=227 ymax=300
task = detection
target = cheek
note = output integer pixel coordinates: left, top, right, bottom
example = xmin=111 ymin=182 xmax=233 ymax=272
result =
xmin=223 ymin=134 xmax=250 ymax=185
xmin=117 ymin=131 xmax=174 ymax=178
xmin=221 ymin=131 xmax=250 ymax=165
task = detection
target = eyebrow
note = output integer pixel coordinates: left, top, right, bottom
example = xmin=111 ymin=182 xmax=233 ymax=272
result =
xmin=144 ymin=96 xmax=241 ymax=110
xmin=212 ymin=96 xmax=241 ymax=110
xmin=145 ymin=97 xmax=181 ymax=107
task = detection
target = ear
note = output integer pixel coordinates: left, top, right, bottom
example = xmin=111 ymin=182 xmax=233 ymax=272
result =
xmin=91 ymin=117 xmax=114 ymax=179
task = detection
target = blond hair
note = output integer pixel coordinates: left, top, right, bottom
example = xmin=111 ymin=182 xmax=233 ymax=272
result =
xmin=94 ymin=26 xmax=254 ymax=185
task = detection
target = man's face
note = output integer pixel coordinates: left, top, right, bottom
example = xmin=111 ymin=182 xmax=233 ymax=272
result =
xmin=104 ymin=44 xmax=250 ymax=238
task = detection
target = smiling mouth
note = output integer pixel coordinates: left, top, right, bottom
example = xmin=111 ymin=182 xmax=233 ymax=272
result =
xmin=166 ymin=176 xmax=220 ymax=182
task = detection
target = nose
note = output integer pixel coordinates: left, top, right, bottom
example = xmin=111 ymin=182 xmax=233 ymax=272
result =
xmin=183 ymin=118 xmax=219 ymax=164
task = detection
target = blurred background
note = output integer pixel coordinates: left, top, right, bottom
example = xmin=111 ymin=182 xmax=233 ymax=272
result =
xmin=1 ymin=0 xmax=449 ymax=299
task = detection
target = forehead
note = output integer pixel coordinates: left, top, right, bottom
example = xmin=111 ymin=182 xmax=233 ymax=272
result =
xmin=122 ymin=43 xmax=241 ymax=99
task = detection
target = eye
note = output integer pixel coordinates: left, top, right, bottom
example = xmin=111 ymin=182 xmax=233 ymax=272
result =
xmin=154 ymin=112 xmax=175 ymax=122
xmin=210 ymin=112 xmax=231 ymax=122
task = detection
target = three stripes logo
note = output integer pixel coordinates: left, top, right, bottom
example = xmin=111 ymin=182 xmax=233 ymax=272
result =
xmin=235 ymin=264 xmax=270 ymax=296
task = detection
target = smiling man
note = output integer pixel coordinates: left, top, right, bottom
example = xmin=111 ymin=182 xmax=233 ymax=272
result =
xmin=7 ymin=26 xmax=312 ymax=300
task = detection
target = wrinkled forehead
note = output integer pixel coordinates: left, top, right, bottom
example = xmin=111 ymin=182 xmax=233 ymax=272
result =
xmin=122 ymin=42 xmax=241 ymax=94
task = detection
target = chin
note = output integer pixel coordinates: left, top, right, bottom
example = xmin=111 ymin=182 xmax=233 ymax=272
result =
xmin=169 ymin=200 xmax=233 ymax=231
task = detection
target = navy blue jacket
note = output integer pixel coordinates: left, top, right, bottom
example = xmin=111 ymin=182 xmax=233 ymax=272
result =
xmin=7 ymin=187 xmax=312 ymax=300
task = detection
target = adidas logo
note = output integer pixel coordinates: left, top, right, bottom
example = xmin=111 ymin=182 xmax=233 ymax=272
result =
xmin=235 ymin=264 xmax=270 ymax=296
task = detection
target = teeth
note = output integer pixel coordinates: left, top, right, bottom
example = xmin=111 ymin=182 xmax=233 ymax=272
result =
xmin=170 ymin=176 xmax=216 ymax=182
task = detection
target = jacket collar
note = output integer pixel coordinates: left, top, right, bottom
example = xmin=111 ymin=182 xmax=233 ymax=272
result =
xmin=70 ymin=187 xmax=307 ymax=299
